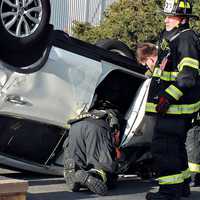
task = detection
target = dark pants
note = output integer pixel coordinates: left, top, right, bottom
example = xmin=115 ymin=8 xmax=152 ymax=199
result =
xmin=186 ymin=126 xmax=200 ymax=165
xmin=63 ymin=118 xmax=116 ymax=173
xmin=186 ymin=126 xmax=200 ymax=184
xmin=150 ymin=115 xmax=192 ymax=194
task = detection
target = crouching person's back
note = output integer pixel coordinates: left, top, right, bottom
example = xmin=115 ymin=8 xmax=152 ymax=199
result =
xmin=63 ymin=100 xmax=121 ymax=195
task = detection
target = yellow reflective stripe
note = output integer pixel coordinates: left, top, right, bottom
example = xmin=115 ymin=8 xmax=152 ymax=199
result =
xmin=179 ymin=1 xmax=191 ymax=8
xmin=171 ymin=71 xmax=179 ymax=79
xmin=153 ymin=67 xmax=178 ymax=81
xmin=165 ymin=85 xmax=183 ymax=100
xmin=182 ymin=168 xmax=191 ymax=180
xmin=178 ymin=57 xmax=199 ymax=71
xmin=189 ymin=162 xmax=200 ymax=173
xmin=146 ymin=103 xmax=156 ymax=112
xmin=146 ymin=101 xmax=200 ymax=114
xmin=145 ymin=70 xmax=153 ymax=77
xmin=93 ymin=169 xmax=107 ymax=183
xmin=157 ymin=173 xmax=183 ymax=185
xmin=153 ymin=67 xmax=162 ymax=77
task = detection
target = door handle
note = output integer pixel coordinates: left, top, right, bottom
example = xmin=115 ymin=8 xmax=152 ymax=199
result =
xmin=5 ymin=95 xmax=32 ymax=106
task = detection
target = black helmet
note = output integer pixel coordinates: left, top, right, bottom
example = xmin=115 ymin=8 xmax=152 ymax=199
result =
xmin=162 ymin=0 xmax=199 ymax=19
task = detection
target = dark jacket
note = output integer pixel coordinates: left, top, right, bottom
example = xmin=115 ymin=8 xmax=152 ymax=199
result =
xmin=146 ymin=24 xmax=200 ymax=117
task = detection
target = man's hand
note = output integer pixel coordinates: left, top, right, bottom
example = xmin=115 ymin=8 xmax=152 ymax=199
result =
xmin=156 ymin=96 xmax=170 ymax=114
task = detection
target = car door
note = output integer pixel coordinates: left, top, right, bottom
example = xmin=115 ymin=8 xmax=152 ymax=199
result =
xmin=120 ymin=78 xmax=151 ymax=148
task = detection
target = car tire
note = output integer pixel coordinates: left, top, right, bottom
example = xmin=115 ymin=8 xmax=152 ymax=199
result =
xmin=0 ymin=0 xmax=51 ymax=51
xmin=95 ymin=39 xmax=134 ymax=59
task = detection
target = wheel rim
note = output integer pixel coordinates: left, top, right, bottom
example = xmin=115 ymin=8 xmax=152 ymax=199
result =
xmin=0 ymin=0 xmax=43 ymax=38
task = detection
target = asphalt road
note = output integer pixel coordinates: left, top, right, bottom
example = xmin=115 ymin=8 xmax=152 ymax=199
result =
xmin=0 ymin=167 xmax=200 ymax=200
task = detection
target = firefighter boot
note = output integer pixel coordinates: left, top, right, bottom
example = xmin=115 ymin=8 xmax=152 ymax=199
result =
xmin=182 ymin=178 xmax=191 ymax=197
xmin=75 ymin=169 xmax=108 ymax=195
xmin=146 ymin=185 xmax=181 ymax=200
xmin=64 ymin=159 xmax=80 ymax=192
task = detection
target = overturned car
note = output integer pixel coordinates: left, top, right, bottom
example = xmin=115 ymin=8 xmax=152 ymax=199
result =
xmin=0 ymin=0 xmax=153 ymax=177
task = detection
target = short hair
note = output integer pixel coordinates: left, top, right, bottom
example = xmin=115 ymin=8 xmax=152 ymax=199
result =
xmin=136 ymin=42 xmax=158 ymax=64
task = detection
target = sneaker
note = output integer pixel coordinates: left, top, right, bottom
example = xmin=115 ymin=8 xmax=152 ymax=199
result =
xmin=64 ymin=159 xmax=80 ymax=192
xmin=75 ymin=169 xmax=108 ymax=195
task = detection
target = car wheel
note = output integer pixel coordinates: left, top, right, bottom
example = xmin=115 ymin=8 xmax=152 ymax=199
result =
xmin=95 ymin=39 xmax=134 ymax=59
xmin=0 ymin=0 xmax=51 ymax=51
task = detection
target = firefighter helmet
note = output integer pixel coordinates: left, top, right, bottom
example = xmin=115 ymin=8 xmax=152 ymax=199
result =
xmin=162 ymin=0 xmax=199 ymax=19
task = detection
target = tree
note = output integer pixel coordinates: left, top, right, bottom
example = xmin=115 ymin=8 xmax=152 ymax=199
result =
xmin=191 ymin=0 xmax=200 ymax=32
xmin=72 ymin=0 xmax=200 ymax=49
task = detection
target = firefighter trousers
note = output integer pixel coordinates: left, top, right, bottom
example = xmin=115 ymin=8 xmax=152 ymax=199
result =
xmin=186 ymin=126 xmax=200 ymax=185
xmin=63 ymin=118 xmax=117 ymax=173
xmin=150 ymin=115 xmax=192 ymax=195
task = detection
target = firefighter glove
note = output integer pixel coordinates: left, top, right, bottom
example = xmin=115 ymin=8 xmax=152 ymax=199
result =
xmin=156 ymin=96 xmax=170 ymax=114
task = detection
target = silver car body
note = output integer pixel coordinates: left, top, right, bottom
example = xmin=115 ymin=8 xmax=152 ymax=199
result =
xmin=0 ymin=43 xmax=150 ymax=176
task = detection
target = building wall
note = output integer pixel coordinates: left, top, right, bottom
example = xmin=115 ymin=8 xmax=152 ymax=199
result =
xmin=50 ymin=0 xmax=116 ymax=35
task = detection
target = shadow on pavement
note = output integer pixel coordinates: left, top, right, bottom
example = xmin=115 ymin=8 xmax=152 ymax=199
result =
xmin=109 ymin=178 xmax=156 ymax=195
xmin=27 ymin=178 xmax=200 ymax=200
xmin=27 ymin=179 xmax=156 ymax=200
xmin=2 ymin=169 xmax=199 ymax=200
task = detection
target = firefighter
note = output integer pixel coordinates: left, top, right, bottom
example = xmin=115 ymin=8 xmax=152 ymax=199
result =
xmin=144 ymin=0 xmax=200 ymax=200
xmin=63 ymin=71 xmax=134 ymax=195
xmin=136 ymin=42 xmax=200 ymax=188
xmin=63 ymin=98 xmax=122 ymax=195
